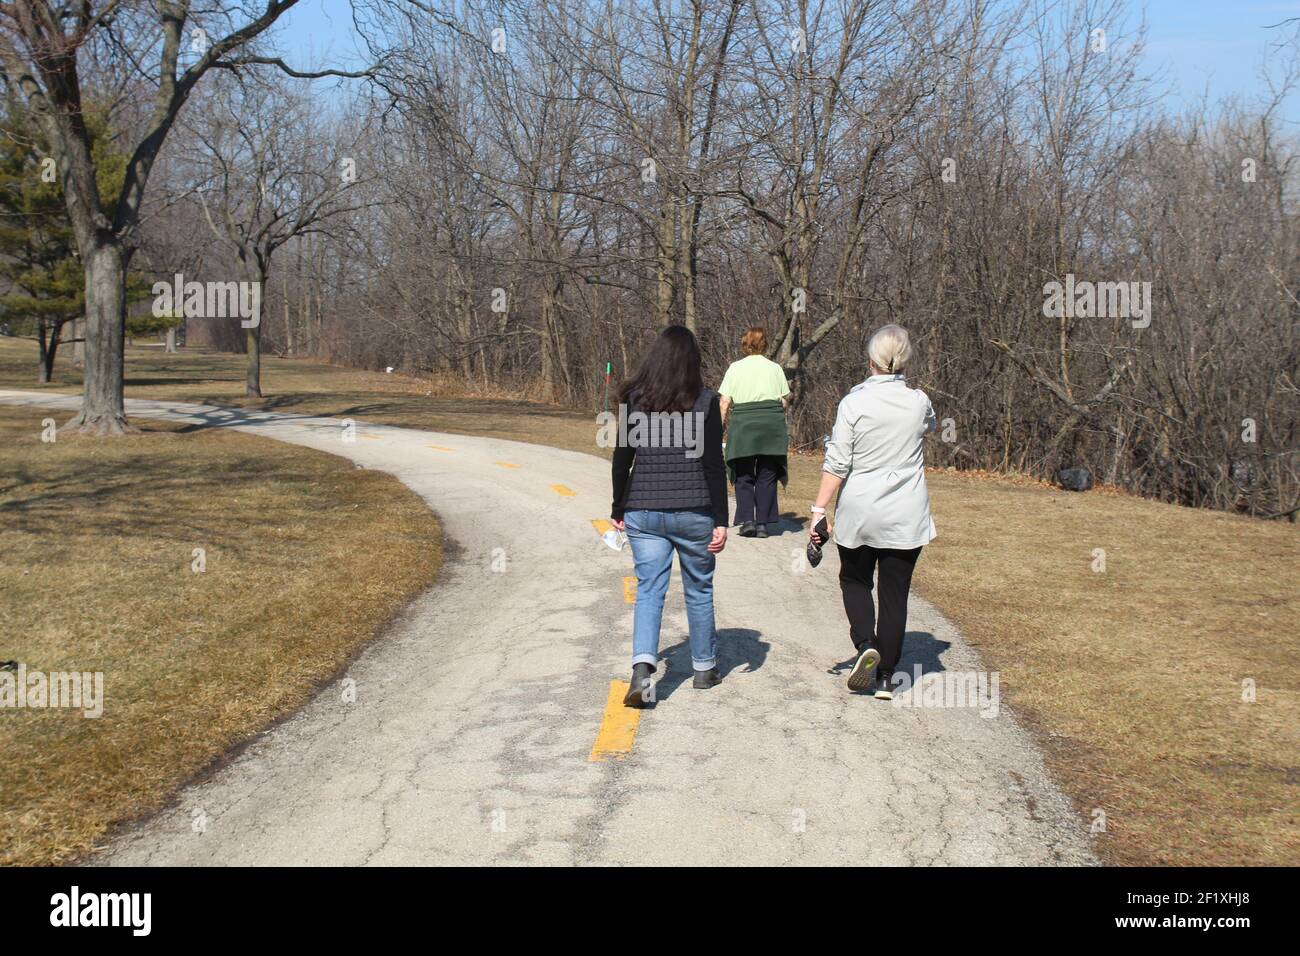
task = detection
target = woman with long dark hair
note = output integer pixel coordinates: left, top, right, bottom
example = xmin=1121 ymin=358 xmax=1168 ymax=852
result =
xmin=611 ymin=325 xmax=729 ymax=707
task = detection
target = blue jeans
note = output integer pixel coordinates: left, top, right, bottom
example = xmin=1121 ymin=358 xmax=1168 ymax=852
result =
xmin=624 ymin=509 xmax=717 ymax=672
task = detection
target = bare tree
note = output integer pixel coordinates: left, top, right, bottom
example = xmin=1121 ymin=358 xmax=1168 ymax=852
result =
xmin=0 ymin=1 xmax=372 ymax=432
xmin=182 ymin=75 xmax=373 ymax=396
xmin=226 ymin=0 xmax=1296 ymax=517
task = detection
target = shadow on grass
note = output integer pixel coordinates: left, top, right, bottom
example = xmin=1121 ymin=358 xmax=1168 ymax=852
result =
xmin=0 ymin=427 xmax=330 ymax=550
xmin=125 ymin=376 xmax=235 ymax=387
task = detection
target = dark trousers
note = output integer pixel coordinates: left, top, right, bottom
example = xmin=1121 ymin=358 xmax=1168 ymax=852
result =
xmin=732 ymin=454 xmax=782 ymax=525
xmin=837 ymin=543 xmax=922 ymax=674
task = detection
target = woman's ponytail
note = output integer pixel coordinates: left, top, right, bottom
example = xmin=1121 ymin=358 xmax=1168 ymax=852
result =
xmin=868 ymin=325 xmax=911 ymax=374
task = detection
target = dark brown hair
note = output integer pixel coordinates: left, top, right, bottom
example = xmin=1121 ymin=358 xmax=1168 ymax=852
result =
xmin=619 ymin=325 xmax=704 ymax=413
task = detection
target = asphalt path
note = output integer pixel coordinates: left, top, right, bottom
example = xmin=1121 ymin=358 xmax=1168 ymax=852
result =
xmin=1 ymin=391 xmax=1096 ymax=866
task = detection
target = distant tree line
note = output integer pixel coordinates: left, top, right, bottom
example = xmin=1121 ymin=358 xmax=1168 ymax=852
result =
xmin=2 ymin=1 xmax=1296 ymax=517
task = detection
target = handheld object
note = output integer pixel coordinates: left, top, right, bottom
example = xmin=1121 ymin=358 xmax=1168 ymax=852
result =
xmin=807 ymin=517 xmax=829 ymax=568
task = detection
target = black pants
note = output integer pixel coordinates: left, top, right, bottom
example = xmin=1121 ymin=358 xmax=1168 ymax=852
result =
xmin=732 ymin=455 xmax=782 ymax=525
xmin=837 ymin=543 xmax=922 ymax=674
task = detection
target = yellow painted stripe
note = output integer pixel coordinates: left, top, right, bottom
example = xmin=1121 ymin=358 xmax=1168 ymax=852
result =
xmin=494 ymin=461 xmax=520 ymax=469
xmin=591 ymin=519 xmax=615 ymax=536
xmin=360 ymin=434 xmax=382 ymax=441
xmin=623 ymin=576 xmax=637 ymax=604
xmin=426 ymin=444 xmax=455 ymax=452
xmin=551 ymin=484 xmax=576 ymax=497
xmin=589 ymin=680 xmax=642 ymax=761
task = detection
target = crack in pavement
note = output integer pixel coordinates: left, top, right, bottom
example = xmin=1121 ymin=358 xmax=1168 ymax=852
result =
xmin=0 ymin=391 xmax=1096 ymax=866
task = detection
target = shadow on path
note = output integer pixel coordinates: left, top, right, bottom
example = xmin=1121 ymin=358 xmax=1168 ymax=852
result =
xmin=733 ymin=511 xmax=807 ymax=537
xmin=170 ymin=404 xmax=343 ymax=434
xmin=654 ymin=627 xmax=769 ymax=701
xmin=827 ymin=630 xmax=952 ymax=692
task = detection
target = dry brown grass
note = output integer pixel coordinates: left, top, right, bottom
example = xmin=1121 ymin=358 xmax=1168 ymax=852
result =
xmin=0 ymin=336 xmax=600 ymax=452
xmin=904 ymin=468 xmax=1298 ymax=866
xmin=3 ymin=336 xmax=1295 ymax=864
xmin=777 ymin=456 xmax=1296 ymax=865
xmin=0 ymin=402 xmax=439 ymax=865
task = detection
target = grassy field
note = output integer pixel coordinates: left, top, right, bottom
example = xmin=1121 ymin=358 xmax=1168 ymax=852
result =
xmin=910 ymin=471 xmax=1296 ymax=865
xmin=0 ymin=335 xmax=598 ymax=450
xmin=3 ymin=335 xmax=1296 ymax=865
xmin=0 ymin=372 xmax=440 ymax=864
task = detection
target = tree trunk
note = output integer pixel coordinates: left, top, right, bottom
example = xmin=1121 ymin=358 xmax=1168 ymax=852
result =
xmin=165 ymin=327 xmax=177 ymax=353
xmin=682 ymin=245 xmax=697 ymax=332
xmin=37 ymin=322 xmax=50 ymax=384
xmin=283 ymin=266 xmax=295 ymax=355
xmin=42 ymin=322 xmax=63 ymax=382
xmin=245 ymin=259 xmax=268 ymax=398
xmin=656 ymin=206 xmax=676 ymax=326
xmin=678 ymin=184 xmax=696 ymax=332
xmin=539 ymin=287 xmax=558 ymax=402
xmin=246 ymin=321 xmax=263 ymax=398
xmin=66 ymin=241 xmax=131 ymax=434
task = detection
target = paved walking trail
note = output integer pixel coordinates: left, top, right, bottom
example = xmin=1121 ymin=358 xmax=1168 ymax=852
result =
xmin=2 ymin=390 xmax=1095 ymax=865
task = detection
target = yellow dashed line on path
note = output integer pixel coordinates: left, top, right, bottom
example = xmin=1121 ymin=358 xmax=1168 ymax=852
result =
xmin=426 ymin=444 xmax=455 ymax=452
xmin=623 ymin=576 xmax=637 ymax=604
xmin=494 ymin=461 xmax=520 ymax=469
xmin=589 ymin=681 xmax=642 ymax=761
xmin=591 ymin=519 xmax=615 ymax=536
xmin=360 ymin=434 xmax=382 ymax=441
xmin=551 ymin=484 xmax=577 ymax=497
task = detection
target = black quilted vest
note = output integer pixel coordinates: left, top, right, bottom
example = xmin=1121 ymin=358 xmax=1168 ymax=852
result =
xmin=622 ymin=388 xmax=715 ymax=513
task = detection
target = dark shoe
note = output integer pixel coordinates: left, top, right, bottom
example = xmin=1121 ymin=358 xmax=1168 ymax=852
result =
xmin=847 ymin=647 xmax=880 ymax=692
xmin=738 ymin=521 xmax=757 ymax=537
xmin=693 ymin=667 xmax=721 ymax=689
xmin=755 ymin=523 xmax=769 ymax=538
xmin=874 ymin=669 xmax=895 ymax=701
xmin=623 ymin=663 xmax=656 ymax=707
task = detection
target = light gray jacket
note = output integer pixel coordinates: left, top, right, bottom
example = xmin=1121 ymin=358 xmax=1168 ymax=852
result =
xmin=823 ymin=374 xmax=937 ymax=550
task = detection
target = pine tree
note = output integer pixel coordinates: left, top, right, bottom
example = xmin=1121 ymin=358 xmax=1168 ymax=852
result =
xmin=0 ymin=107 xmax=157 ymax=383
xmin=0 ymin=109 xmax=83 ymax=383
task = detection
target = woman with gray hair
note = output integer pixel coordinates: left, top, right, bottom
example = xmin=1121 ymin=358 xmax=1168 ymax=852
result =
xmin=809 ymin=324 xmax=937 ymax=699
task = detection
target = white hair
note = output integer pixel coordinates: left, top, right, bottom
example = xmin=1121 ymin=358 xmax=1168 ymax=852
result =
xmin=868 ymin=324 xmax=912 ymax=374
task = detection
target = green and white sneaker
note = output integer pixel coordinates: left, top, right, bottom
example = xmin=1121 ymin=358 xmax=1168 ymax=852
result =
xmin=847 ymin=647 xmax=880 ymax=692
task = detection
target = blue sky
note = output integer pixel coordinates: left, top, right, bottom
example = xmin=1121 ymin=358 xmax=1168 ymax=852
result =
xmin=1142 ymin=0 xmax=1299 ymax=109
xmin=267 ymin=0 xmax=368 ymax=74
xmin=270 ymin=0 xmax=1300 ymax=115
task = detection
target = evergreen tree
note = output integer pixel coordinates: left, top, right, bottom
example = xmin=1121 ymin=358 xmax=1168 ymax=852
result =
xmin=0 ymin=107 xmax=157 ymax=382
xmin=0 ymin=109 xmax=82 ymax=382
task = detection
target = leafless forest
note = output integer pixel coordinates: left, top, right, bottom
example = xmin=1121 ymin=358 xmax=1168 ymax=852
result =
xmin=3 ymin=1 xmax=1298 ymax=517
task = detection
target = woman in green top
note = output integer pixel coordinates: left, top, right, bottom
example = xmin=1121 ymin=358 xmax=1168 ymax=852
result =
xmin=719 ymin=327 xmax=791 ymax=537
